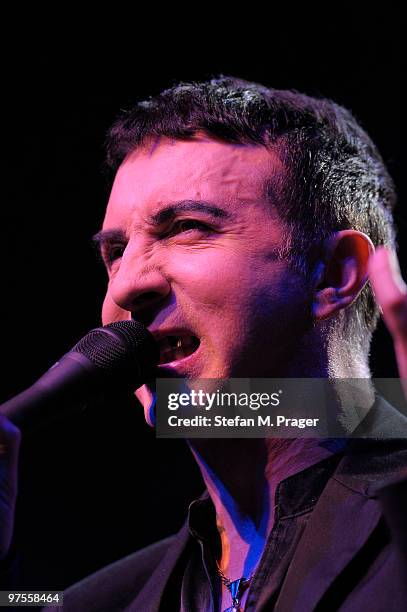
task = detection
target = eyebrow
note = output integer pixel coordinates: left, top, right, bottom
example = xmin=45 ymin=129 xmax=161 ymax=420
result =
xmin=92 ymin=199 xmax=232 ymax=250
xmin=148 ymin=199 xmax=232 ymax=225
xmin=92 ymin=228 xmax=127 ymax=253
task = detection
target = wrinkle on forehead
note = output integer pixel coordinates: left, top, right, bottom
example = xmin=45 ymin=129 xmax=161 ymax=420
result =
xmin=105 ymin=136 xmax=285 ymax=229
xmin=122 ymin=134 xmax=283 ymax=180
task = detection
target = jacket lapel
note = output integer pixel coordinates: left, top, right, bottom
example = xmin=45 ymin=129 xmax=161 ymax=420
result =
xmin=125 ymin=523 xmax=191 ymax=612
xmin=269 ymin=475 xmax=382 ymax=611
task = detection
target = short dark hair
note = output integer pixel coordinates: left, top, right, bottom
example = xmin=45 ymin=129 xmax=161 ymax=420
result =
xmin=105 ymin=76 xmax=396 ymax=353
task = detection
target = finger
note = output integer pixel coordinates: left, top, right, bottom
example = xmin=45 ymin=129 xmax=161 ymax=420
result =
xmin=369 ymin=247 xmax=407 ymax=341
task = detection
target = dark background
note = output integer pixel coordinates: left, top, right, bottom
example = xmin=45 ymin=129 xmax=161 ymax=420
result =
xmin=1 ymin=16 xmax=406 ymax=590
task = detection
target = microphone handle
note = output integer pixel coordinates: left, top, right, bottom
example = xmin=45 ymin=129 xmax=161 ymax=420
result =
xmin=0 ymin=353 xmax=106 ymax=430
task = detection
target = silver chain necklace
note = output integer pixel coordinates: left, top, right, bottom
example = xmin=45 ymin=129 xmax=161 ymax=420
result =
xmin=215 ymin=561 xmax=253 ymax=612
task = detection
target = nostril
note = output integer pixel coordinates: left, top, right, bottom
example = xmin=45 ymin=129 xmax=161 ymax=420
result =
xmin=133 ymin=292 xmax=161 ymax=308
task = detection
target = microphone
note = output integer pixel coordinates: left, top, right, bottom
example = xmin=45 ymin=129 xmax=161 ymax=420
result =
xmin=0 ymin=320 xmax=159 ymax=430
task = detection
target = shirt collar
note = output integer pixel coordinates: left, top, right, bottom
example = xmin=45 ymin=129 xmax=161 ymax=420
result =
xmin=187 ymin=450 xmax=345 ymax=541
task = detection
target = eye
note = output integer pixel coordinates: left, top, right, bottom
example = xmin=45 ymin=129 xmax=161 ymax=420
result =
xmin=104 ymin=243 xmax=126 ymax=265
xmin=165 ymin=219 xmax=210 ymax=238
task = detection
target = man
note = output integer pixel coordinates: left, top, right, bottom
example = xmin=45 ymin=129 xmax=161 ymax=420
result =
xmin=1 ymin=77 xmax=407 ymax=610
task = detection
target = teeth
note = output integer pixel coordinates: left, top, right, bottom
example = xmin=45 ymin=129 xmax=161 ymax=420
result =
xmin=158 ymin=335 xmax=199 ymax=364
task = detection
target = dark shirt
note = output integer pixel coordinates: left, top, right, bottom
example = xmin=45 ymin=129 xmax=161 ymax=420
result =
xmin=179 ymin=452 xmax=344 ymax=611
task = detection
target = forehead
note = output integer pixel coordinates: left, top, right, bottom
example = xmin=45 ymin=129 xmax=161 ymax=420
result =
xmin=104 ymin=135 xmax=283 ymax=226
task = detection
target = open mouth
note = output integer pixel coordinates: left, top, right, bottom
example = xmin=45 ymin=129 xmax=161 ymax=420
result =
xmin=157 ymin=335 xmax=200 ymax=365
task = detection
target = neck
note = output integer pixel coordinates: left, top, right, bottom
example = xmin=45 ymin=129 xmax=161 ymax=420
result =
xmin=188 ymin=437 xmax=341 ymax=578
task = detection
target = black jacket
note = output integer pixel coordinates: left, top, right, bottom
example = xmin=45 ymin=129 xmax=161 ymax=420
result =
xmin=51 ymin=397 xmax=407 ymax=611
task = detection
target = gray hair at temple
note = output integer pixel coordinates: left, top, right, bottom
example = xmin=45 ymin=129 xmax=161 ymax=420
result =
xmin=104 ymin=76 xmax=397 ymax=365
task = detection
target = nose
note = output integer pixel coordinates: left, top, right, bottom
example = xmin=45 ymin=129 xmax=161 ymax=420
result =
xmin=108 ymin=242 xmax=171 ymax=325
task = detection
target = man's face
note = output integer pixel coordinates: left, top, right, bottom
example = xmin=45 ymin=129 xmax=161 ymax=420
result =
xmin=100 ymin=135 xmax=312 ymax=421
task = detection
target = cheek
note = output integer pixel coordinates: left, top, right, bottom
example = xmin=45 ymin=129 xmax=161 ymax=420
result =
xmin=101 ymin=291 xmax=130 ymax=326
xmin=172 ymin=252 xmax=244 ymax=305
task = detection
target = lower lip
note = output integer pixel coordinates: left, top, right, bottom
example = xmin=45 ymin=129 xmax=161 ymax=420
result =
xmin=156 ymin=343 xmax=202 ymax=375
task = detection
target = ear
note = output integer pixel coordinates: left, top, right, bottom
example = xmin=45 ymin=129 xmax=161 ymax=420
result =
xmin=313 ymin=230 xmax=375 ymax=321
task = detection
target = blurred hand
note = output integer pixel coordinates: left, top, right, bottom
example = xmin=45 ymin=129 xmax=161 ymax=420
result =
xmin=0 ymin=414 xmax=21 ymax=561
xmin=369 ymin=247 xmax=407 ymax=396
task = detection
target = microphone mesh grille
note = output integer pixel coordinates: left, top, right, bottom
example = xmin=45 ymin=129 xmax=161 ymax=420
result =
xmin=71 ymin=321 xmax=158 ymax=378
